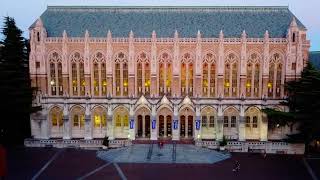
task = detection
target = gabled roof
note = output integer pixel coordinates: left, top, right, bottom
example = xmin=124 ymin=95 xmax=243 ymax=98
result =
xmin=31 ymin=6 xmax=306 ymax=38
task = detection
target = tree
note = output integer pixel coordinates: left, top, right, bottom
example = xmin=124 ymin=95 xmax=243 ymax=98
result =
xmin=263 ymin=62 xmax=320 ymax=150
xmin=0 ymin=17 xmax=39 ymax=145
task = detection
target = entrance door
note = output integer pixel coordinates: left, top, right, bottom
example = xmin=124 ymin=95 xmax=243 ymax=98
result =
xmin=159 ymin=115 xmax=164 ymax=137
xmin=187 ymin=115 xmax=193 ymax=137
xmin=145 ymin=115 xmax=150 ymax=137
xmin=137 ymin=115 xmax=143 ymax=137
xmin=166 ymin=115 xmax=172 ymax=137
xmin=180 ymin=115 xmax=185 ymax=137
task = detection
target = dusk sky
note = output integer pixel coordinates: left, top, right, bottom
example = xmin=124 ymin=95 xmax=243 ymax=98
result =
xmin=1 ymin=0 xmax=319 ymax=51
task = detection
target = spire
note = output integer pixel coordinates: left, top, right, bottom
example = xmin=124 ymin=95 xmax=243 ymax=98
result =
xmin=63 ymin=30 xmax=67 ymax=39
xmin=107 ymin=30 xmax=112 ymax=39
xmin=264 ymin=30 xmax=269 ymax=39
xmin=129 ymin=30 xmax=134 ymax=38
xmin=197 ymin=30 xmax=201 ymax=39
xmin=174 ymin=30 xmax=178 ymax=39
xmin=290 ymin=17 xmax=298 ymax=28
xmin=152 ymin=30 xmax=156 ymax=39
xmin=241 ymin=30 xmax=246 ymax=39
xmin=85 ymin=29 xmax=89 ymax=38
xmin=219 ymin=30 xmax=224 ymax=39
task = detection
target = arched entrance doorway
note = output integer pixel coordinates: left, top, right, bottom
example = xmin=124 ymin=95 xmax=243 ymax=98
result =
xmin=113 ymin=106 xmax=129 ymax=139
xmin=179 ymin=106 xmax=195 ymax=138
xmin=157 ymin=106 xmax=173 ymax=139
xmin=135 ymin=106 xmax=151 ymax=138
xmin=223 ymin=107 xmax=239 ymax=140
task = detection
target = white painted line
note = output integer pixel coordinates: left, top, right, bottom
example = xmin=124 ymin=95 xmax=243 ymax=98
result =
xmin=32 ymin=149 xmax=64 ymax=180
xmin=77 ymin=162 xmax=112 ymax=180
xmin=113 ymin=163 xmax=127 ymax=180
xmin=303 ymin=158 xmax=319 ymax=180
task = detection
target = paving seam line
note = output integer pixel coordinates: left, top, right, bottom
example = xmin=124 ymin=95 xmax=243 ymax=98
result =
xmin=303 ymin=157 xmax=319 ymax=180
xmin=114 ymin=162 xmax=127 ymax=180
xmin=31 ymin=149 xmax=64 ymax=180
xmin=77 ymin=162 xmax=112 ymax=180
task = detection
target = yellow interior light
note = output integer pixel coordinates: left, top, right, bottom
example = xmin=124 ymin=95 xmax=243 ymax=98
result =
xmin=246 ymin=82 xmax=251 ymax=87
xmin=225 ymin=82 xmax=230 ymax=87
xmin=267 ymin=82 xmax=272 ymax=88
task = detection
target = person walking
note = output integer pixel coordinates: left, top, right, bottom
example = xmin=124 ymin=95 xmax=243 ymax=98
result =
xmin=232 ymin=160 xmax=240 ymax=172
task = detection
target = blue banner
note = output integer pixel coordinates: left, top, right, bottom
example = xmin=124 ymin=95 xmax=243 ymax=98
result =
xmin=196 ymin=119 xmax=200 ymax=130
xmin=173 ymin=120 xmax=178 ymax=130
xmin=152 ymin=119 xmax=156 ymax=129
xmin=130 ymin=119 xmax=134 ymax=129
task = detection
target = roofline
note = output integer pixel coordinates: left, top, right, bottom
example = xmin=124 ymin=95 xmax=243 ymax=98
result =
xmin=46 ymin=5 xmax=289 ymax=9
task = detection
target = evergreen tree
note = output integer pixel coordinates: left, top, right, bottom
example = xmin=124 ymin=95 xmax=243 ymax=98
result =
xmin=0 ymin=17 xmax=38 ymax=145
xmin=263 ymin=62 xmax=320 ymax=150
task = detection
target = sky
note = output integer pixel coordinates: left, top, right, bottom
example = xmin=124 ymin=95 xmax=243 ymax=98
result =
xmin=0 ymin=0 xmax=319 ymax=51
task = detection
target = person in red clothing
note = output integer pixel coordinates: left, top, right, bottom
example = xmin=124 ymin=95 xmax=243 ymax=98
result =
xmin=0 ymin=144 xmax=7 ymax=180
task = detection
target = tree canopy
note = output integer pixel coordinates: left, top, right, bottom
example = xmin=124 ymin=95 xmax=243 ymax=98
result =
xmin=0 ymin=17 xmax=38 ymax=145
xmin=263 ymin=62 xmax=320 ymax=147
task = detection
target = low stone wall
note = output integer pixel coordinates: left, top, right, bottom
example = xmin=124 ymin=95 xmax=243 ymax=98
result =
xmin=196 ymin=140 xmax=305 ymax=155
xmin=24 ymin=138 xmax=132 ymax=149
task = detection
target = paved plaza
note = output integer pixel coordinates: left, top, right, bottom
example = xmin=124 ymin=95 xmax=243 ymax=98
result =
xmin=97 ymin=144 xmax=230 ymax=164
xmin=6 ymin=146 xmax=318 ymax=180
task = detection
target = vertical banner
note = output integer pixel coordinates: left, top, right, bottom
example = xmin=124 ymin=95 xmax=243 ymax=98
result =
xmin=130 ymin=119 xmax=134 ymax=129
xmin=173 ymin=120 xmax=178 ymax=130
xmin=196 ymin=119 xmax=200 ymax=130
xmin=152 ymin=119 xmax=156 ymax=129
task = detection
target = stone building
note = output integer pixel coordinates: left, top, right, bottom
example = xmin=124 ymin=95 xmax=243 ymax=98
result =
xmin=28 ymin=6 xmax=310 ymax=142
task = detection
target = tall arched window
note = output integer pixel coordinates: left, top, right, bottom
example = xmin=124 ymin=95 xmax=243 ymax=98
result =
xmin=48 ymin=52 xmax=63 ymax=96
xmin=158 ymin=52 xmax=172 ymax=96
xmin=92 ymin=107 xmax=107 ymax=129
xmin=136 ymin=52 xmax=150 ymax=96
xmin=50 ymin=106 xmax=63 ymax=127
xmin=92 ymin=52 xmax=106 ymax=96
xmin=246 ymin=53 xmax=261 ymax=98
xmin=70 ymin=52 xmax=85 ymax=96
xmin=202 ymin=53 xmax=216 ymax=97
xmin=224 ymin=53 xmax=238 ymax=97
xmin=181 ymin=53 xmax=194 ymax=97
xmin=268 ymin=53 xmax=283 ymax=98
xmin=114 ymin=52 xmax=128 ymax=97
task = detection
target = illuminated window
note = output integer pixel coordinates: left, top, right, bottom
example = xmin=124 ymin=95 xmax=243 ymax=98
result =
xmin=181 ymin=53 xmax=193 ymax=97
xmin=202 ymin=53 xmax=216 ymax=97
xmin=116 ymin=115 xmax=121 ymax=127
xmin=71 ymin=106 xmax=85 ymax=128
xmin=158 ymin=52 xmax=172 ymax=96
xmin=93 ymin=63 xmax=99 ymax=96
xmin=101 ymin=63 xmax=107 ymax=96
xmin=246 ymin=53 xmax=260 ymax=98
xmin=114 ymin=52 xmax=128 ymax=97
xmin=137 ymin=63 xmax=143 ymax=96
xmin=50 ymin=107 xmax=63 ymax=127
xmin=93 ymin=107 xmax=106 ymax=128
xmin=123 ymin=115 xmax=129 ymax=127
xmin=269 ymin=53 xmax=283 ymax=98
xmin=48 ymin=52 xmax=63 ymax=96
xmin=224 ymin=53 xmax=238 ymax=97
xmin=115 ymin=63 xmax=121 ymax=96
xmin=70 ymin=52 xmax=84 ymax=96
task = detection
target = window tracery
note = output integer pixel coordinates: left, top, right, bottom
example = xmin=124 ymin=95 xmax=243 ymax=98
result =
xmin=92 ymin=52 xmax=107 ymax=96
xmin=181 ymin=53 xmax=194 ymax=97
xmin=158 ymin=52 xmax=172 ymax=96
xmin=70 ymin=52 xmax=85 ymax=96
xmin=224 ymin=53 xmax=238 ymax=97
xmin=202 ymin=53 xmax=216 ymax=97
xmin=246 ymin=53 xmax=261 ymax=98
xmin=268 ymin=53 xmax=283 ymax=98
xmin=49 ymin=52 xmax=63 ymax=96
xmin=114 ymin=52 xmax=128 ymax=96
xmin=136 ymin=52 xmax=150 ymax=96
